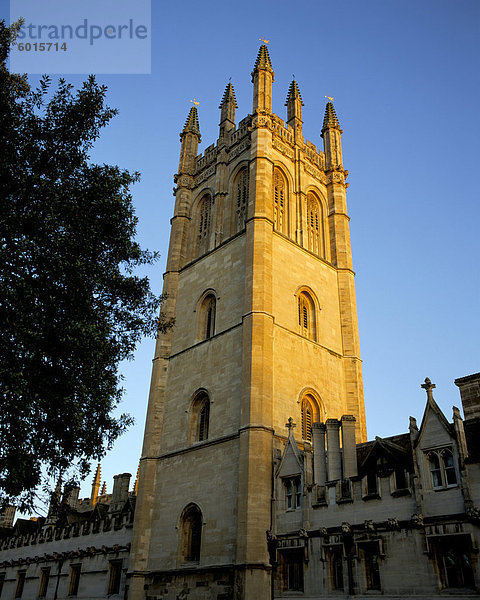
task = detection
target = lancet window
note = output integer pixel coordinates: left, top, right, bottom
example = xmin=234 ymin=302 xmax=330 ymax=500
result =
xmin=273 ymin=169 xmax=287 ymax=233
xmin=235 ymin=168 xmax=249 ymax=231
xmin=306 ymin=192 xmax=323 ymax=257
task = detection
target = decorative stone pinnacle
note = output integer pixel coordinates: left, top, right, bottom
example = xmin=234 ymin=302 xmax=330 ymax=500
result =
xmin=421 ymin=377 xmax=436 ymax=401
xmin=321 ymin=101 xmax=341 ymax=134
xmin=285 ymin=80 xmax=304 ymax=106
xmin=92 ymin=462 xmax=101 ymax=485
xmin=253 ymin=44 xmax=273 ymax=71
xmin=286 ymin=417 xmax=296 ymax=430
xmin=182 ymin=106 xmax=200 ymax=136
xmin=219 ymin=82 xmax=238 ymax=109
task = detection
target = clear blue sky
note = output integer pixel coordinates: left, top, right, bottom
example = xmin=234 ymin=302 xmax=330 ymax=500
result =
xmin=4 ymin=0 xmax=479 ymax=502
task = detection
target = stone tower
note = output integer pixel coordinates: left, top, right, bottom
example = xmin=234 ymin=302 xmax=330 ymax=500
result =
xmin=128 ymin=45 xmax=366 ymax=599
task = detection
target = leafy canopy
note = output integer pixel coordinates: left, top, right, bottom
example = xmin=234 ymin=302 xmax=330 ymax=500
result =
xmin=0 ymin=21 xmax=169 ymax=510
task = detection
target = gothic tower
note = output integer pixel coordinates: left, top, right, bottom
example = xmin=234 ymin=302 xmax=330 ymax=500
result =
xmin=128 ymin=45 xmax=366 ymax=599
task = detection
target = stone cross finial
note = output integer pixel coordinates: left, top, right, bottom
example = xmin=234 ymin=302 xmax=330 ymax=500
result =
xmin=286 ymin=417 xmax=296 ymax=431
xmin=421 ymin=377 xmax=436 ymax=401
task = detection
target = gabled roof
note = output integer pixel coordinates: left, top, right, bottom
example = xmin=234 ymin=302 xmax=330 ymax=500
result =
xmin=416 ymin=392 xmax=454 ymax=448
xmin=357 ymin=433 xmax=412 ymax=473
xmin=276 ymin=422 xmax=303 ymax=478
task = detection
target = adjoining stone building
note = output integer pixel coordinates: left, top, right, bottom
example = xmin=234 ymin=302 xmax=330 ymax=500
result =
xmin=0 ymin=468 xmax=135 ymax=599
xmin=271 ymin=374 xmax=480 ymax=598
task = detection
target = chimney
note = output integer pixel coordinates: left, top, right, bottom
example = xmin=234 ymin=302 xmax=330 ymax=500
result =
xmin=110 ymin=473 xmax=131 ymax=512
xmin=455 ymin=373 xmax=480 ymax=420
xmin=341 ymin=415 xmax=358 ymax=478
xmin=326 ymin=419 xmax=342 ymax=481
xmin=312 ymin=423 xmax=327 ymax=485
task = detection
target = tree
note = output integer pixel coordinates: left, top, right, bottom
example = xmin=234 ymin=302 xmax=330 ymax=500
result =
xmin=0 ymin=21 xmax=170 ymax=510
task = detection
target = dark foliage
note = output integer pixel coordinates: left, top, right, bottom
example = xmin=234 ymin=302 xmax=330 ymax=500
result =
xmin=0 ymin=21 xmax=170 ymax=510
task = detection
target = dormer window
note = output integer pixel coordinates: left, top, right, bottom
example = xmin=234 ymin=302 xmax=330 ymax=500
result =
xmin=427 ymin=448 xmax=457 ymax=489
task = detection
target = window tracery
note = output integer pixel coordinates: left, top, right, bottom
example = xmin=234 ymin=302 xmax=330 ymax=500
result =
xmin=297 ymin=292 xmax=316 ymax=341
xmin=273 ymin=169 xmax=287 ymax=233
xmin=235 ymin=168 xmax=248 ymax=231
xmin=197 ymin=195 xmax=211 ymax=256
xmin=306 ymin=192 xmax=323 ymax=257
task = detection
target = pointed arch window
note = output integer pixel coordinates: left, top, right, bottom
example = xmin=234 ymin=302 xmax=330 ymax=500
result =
xmin=235 ymin=168 xmax=249 ymax=231
xmin=197 ymin=195 xmax=211 ymax=256
xmin=198 ymin=293 xmax=216 ymax=341
xmin=306 ymin=192 xmax=324 ymax=257
xmin=301 ymin=397 xmax=314 ymax=442
xmin=189 ymin=391 xmax=210 ymax=444
xmin=297 ymin=291 xmax=316 ymax=341
xmin=180 ymin=504 xmax=203 ymax=563
xmin=273 ymin=168 xmax=287 ymax=234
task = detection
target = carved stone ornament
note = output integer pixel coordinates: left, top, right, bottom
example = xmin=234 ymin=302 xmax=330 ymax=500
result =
xmin=341 ymin=522 xmax=352 ymax=536
xmin=266 ymin=529 xmax=277 ymax=542
xmin=319 ymin=527 xmax=328 ymax=538
xmin=364 ymin=520 xmax=375 ymax=532
xmin=298 ymin=528 xmax=308 ymax=538
xmin=228 ymin=138 xmax=251 ymax=162
xmin=252 ymin=115 xmax=270 ymax=129
xmin=467 ymin=506 xmax=480 ymax=523
xmin=194 ymin=164 xmax=216 ymax=187
xmin=303 ymin=161 xmax=327 ymax=185
xmin=272 ymin=137 xmax=295 ymax=159
xmin=327 ymin=171 xmax=345 ymax=185
xmin=411 ymin=513 xmax=424 ymax=528
xmin=387 ymin=517 xmax=400 ymax=531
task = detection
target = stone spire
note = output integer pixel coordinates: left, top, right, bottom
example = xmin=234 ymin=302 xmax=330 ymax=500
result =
xmin=90 ymin=462 xmax=101 ymax=506
xmin=220 ymin=82 xmax=238 ymax=109
xmin=219 ymin=82 xmax=237 ymax=138
xmin=253 ymin=44 xmax=273 ymax=72
xmin=181 ymin=106 xmax=200 ymax=138
xmin=321 ymin=101 xmax=343 ymax=170
xmin=179 ymin=106 xmax=201 ymax=176
xmin=251 ymin=44 xmax=274 ymax=114
xmin=285 ymin=80 xmax=304 ymax=141
xmin=285 ymin=80 xmax=303 ymax=105
xmin=100 ymin=481 xmax=107 ymax=495
xmin=321 ymin=101 xmax=342 ymax=135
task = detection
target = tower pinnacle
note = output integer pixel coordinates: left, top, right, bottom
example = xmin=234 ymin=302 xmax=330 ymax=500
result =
xmin=252 ymin=44 xmax=273 ymax=76
xmin=251 ymin=44 xmax=274 ymax=114
xmin=285 ymin=80 xmax=303 ymax=106
xmin=181 ymin=106 xmax=201 ymax=138
xmin=285 ymin=80 xmax=304 ymax=141
xmin=90 ymin=462 xmax=101 ymax=506
xmin=219 ymin=82 xmax=238 ymax=109
xmin=321 ymin=101 xmax=342 ymax=136
xmin=219 ymin=82 xmax=238 ymax=139
xmin=178 ymin=106 xmax=201 ymax=176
